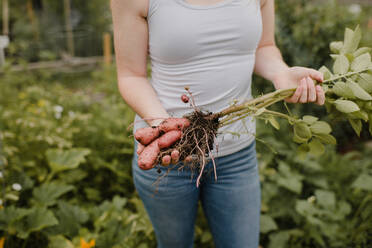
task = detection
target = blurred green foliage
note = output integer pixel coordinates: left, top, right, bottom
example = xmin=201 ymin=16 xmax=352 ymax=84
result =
xmin=0 ymin=66 xmax=371 ymax=248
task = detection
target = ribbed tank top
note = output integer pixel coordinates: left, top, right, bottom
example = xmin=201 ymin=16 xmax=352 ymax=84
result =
xmin=134 ymin=0 xmax=263 ymax=157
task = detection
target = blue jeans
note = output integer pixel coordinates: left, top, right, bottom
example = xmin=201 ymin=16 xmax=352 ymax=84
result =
xmin=132 ymin=140 xmax=260 ymax=248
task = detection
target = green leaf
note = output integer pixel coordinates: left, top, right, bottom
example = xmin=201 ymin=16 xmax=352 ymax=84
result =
xmin=0 ymin=206 xmax=31 ymax=234
xmin=330 ymin=41 xmax=343 ymax=54
xmin=346 ymin=81 xmax=372 ymax=100
xmin=297 ymin=144 xmax=310 ymax=160
xmin=352 ymin=174 xmax=372 ymax=191
xmin=366 ymin=102 xmax=372 ymax=111
xmin=313 ymin=134 xmax=337 ymax=145
xmin=46 ymin=148 xmax=91 ymax=174
xmin=342 ymin=26 xmax=361 ymax=54
xmin=308 ymin=139 xmax=325 ymax=156
xmin=348 ymin=110 xmax=369 ymax=122
xmin=293 ymin=134 xmax=308 ymax=144
xmin=302 ymin=115 xmax=319 ymax=125
xmin=32 ymin=183 xmax=74 ymax=207
xmin=54 ymin=201 xmax=89 ymax=237
xmin=294 ymin=122 xmax=312 ymax=140
xmin=276 ymin=163 xmax=303 ymax=194
xmin=353 ymin=47 xmax=372 ymax=57
xmin=333 ymin=55 xmax=350 ymax=74
xmin=268 ymin=231 xmax=290 ymax=248
xmin=315 ymin=190 xmax=336 ymax=209
xmin=296 ymin=200 xmax=317 ymax=216
xmin=357 ymin=73 xmax=372 ymax=93
xmin=49 ymin=235 xmax=74 ymax=248
xmin=17 ymin=207 xmax=59 ymax=239
xmin=310 ymin=121 xmax=332 ymax=134
xmin=268 ymin=116 xmax=280 ymax=130
xmin=369 ymin=114 xmax=372 ymax=135
xmin=318 ymin=66 xmax=333 ymax=80
xmin=332 ymin=81 xmax=355 ymax=98
xmin=260 ymin=215 xmax=278 ymax=234
xmin=334 ymin=99 xmax=360 ymax=113
xmin=351 ymin=53 xmax=372 ymax=72
xmin=348 ymin=118 xmax=362 ymax=137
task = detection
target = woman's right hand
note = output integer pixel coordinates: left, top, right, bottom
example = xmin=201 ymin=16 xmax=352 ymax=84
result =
xmin=135 ymin=118 xmax=190 ymax=170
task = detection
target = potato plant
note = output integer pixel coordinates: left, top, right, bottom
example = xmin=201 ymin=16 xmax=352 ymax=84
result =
xmin=136 ymin=27 xmax=372 ymax=185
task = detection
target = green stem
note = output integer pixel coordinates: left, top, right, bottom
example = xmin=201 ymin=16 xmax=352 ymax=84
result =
xmin=213 ymin=68 xmax=370 ymax=122
xmin=210 ymin=88 xmax=294 ymax=120
xmin=263 ymin=109 xmax=296 ymax=122
xmin=322 ymin=69 xmax=370 ymax=84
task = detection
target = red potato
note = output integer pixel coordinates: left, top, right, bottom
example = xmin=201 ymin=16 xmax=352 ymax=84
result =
xmin=159 ymin=118 xmax=190 ymax=133
xmin=171 ymin=149 xmax=180 ymax=164
xmin=161 ymin=155 xmax=171 ymax=167
xmin=158 ymin=130 xmax=182 ymax=149
xmin=138 ymin=140 xmax=160 ymax=170
xmin=134 ymin=126 xmax=160 ymax=145
xmin=136 ymin=143 xmax=145 ymax=155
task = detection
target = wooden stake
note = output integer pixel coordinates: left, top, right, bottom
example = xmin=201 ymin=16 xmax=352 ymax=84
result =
xmin=103 ymin=32 xmax=112 ymax=65
xmin=64 ymin=0 xmax=74 ymax=56
xmin=2 ymin=0 xmax=9 ymax=35
xmin=27 ymin=0 xmax=39 ymax=41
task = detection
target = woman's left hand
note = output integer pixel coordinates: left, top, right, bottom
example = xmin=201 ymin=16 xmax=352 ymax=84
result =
xmin=272 ymin=66 xmax=326 ymax=105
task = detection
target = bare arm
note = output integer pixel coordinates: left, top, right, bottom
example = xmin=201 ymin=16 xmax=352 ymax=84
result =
xmin=254 ymin=0 xmax=288 ymax=82
xmin=111 ymin=0 xmax=169 ymax=126
xmin=254 ymin=0 xmax=325 ymax=105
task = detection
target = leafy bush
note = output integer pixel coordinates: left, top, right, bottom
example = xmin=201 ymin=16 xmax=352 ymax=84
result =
xmin=257 ymin=121 xmax=372 ymax=248
xmin=0 ymin=68 xmax=157 ymax=247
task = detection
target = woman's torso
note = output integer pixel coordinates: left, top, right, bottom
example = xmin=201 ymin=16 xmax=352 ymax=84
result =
xmin=134 ymin=0 xmax=262 ymax=157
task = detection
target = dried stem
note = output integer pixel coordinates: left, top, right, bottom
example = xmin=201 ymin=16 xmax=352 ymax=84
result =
xmin=205 ymin=132 xmax=217 ymax=182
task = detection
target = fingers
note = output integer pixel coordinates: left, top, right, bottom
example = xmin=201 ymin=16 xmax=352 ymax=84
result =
xmin=287 ymin=79 xmax=305 ymax=103
xmin=184 ymin=155 xmax=193 ymax=164
xmin=316 ymin=85 xmax=326 ymax=105
xmin=288 ymin=77 xmax=323 ymax=104
xmin=307 ymin=77 xmax=316 ymax=102
xmin=161 ymin=155 xmax=171 ymax=166
xmin=299 ymin=78 xmax=308 ymax=103
xmin=171 ymin=150 xmax=180 ymax=164
xmin=160 ymin=149 xmax=181 ymax=166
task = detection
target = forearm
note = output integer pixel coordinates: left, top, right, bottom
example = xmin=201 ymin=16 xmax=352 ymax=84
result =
xmin=254 ymin=45 xmax=289 ymax=84
xmin=118 ymin=76 xmax=169 ymax=126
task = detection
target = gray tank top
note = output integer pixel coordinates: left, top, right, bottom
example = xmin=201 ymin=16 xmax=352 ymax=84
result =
xmin=134 ymin=0 xmax=262 ymax=157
